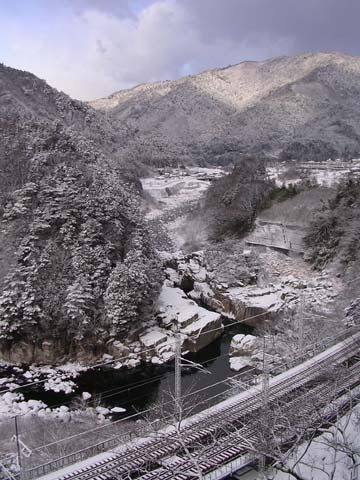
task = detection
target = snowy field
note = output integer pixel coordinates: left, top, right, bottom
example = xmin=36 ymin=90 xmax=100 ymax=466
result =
xmin=141 ymin=167 xmax=225 ymax=220
xmin=267 ymin=158 xmax=360 ymax=187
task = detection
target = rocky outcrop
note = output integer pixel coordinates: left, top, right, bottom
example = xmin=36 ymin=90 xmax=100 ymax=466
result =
xmin=0 ymin=340 xmax=64 ymax=365
xmin=163 ymin=250 xmax=274 ymax=326
xmin=155 ymin=284 xmax=223 ymax=353
xmin=181 ymin=311 xmax=223 ymax=353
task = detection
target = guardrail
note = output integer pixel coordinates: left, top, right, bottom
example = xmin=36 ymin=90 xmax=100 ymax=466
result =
xmin=22 ymin=433 xmax=133 ymax=480
xmin=245 ymin=236 xmax=304 ymax=253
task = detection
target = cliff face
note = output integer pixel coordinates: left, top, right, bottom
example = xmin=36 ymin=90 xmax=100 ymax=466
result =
xmin=0 ymin=64 xmax=163 ymax=363
xmin=90 ymin=52 xmax=360 ymax=165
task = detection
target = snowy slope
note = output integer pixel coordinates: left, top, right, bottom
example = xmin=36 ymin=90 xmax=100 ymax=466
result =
xmin=90 ymin=52 xmax=360 ymax=164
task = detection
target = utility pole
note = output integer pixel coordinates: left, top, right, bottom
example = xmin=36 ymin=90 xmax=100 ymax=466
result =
xmin=262 ymin=336 xmax=270 ymax=408
xmin=12 ymin=416 xmax=31 ymax=478
xmin=259 ymin=335 xmax=269 ymax=478
xmin=298 ymin=294 xmax=305 ymax=358
xmin=174 ymin=328 xmax=182 ymax=423
xmin=15 ymin=416 xmax=22 ymax=473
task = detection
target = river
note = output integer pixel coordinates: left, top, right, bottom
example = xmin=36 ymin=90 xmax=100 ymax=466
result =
xmin=13 ymin=318 xmax=254 ymax=420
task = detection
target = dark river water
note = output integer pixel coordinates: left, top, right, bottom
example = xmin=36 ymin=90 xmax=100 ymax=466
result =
xmin=2 ymin=318 xmax=255 ymax=420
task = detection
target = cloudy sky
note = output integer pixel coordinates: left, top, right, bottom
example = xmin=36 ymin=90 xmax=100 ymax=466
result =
xmin=1 ymin=0 xmax=359 ymax=100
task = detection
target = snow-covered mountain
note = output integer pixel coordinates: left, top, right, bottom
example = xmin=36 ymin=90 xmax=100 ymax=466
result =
xmin=90 ymin=52 xmax=360 ymax=165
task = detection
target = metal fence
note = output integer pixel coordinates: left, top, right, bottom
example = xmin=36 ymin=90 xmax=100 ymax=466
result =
xmin=22 ymin=432 xmax=133 ymax=480
xmin=203 ymin=453 xmax=256 ymax=480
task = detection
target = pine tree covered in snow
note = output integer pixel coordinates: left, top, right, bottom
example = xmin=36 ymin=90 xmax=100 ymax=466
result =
xmin=0 ymin=64 xmax=163 ymax=359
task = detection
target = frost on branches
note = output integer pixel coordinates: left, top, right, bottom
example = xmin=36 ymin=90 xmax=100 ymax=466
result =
xmin=0 ymin=64 xmax=163 ymax=360
xmin=0 ymin=154 xmax=162 ymax=357
xmin=0 ymin=159 xmax=161 ymax=350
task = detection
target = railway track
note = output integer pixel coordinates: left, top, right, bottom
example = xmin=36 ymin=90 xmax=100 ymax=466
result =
xmin=136 ymin=361 xmax=360 ymax=480
xmin=54 ymin=332 xmax=360 ymax=480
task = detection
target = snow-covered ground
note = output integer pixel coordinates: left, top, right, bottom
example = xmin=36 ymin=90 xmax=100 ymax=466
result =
xmin=271 ymin=403 xmax=360 ymax=480
xmin=267 ymin=158 xmax=360 ymax=187
xmin=36 ymin=337 xmax=360 ymax=480
xmin=142 ymin=167 xmax=226 ymax=250
xmin=141 ymin=167 xmax=225 ymax=220
xmin=0 ymin=163 xmax=352 ymax=461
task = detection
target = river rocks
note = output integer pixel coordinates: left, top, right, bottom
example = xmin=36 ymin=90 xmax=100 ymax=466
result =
xmin=188 ymin=282 xmax=224 ymax=312
xmin=176 ymin=252 xmax=210 ymax=287
xmin=203 ymin=241 xmax=258 ymax=287
xmin=230 ymin=334 xmax=258 ymax=356
xmin=158 ymin=285 xmax=204 ymax=327
xmin=229 ymin=334 xmax=261 ymax=372
xmin=107 ymin=340 xmax=130 ymax=359
xmin=155 ymin=284 xmax=223 ymax=353
xmin=139 ymin=330 xmax=169 ymax=360
xmin=139 ymin=331 xmax=168 ymax=349
xmin=229 ymin=357 xmax=252 ymax=372
xmin=157 ymin=343 xmax=175 ymax=362
xmin=111 ymin=406 xmax=126 ymax=413
xmin=182 ymin=311 xmax=223 ymax=353
xmin=161 ymin=247 xmax=273 ymax=326
xmin=165 ymin=267 xmax=181 ymax=284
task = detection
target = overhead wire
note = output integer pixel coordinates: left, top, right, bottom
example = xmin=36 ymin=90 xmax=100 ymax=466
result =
xmin=28 ymin=326 xmax=360 ymax=451
xmin=5 ymin=270 xmax=360 ymax=397
xmin=0 ymin=310 xmax=268 ymax=394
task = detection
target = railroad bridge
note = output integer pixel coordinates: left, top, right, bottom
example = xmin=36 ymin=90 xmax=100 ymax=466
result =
xmin=29 ymin=331 xmax=360 ymax=480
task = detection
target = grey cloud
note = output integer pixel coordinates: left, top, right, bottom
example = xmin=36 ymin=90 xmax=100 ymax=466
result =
xmin=4 ymin=0 xmax=360 ymax=100
xmin=66 ymin=0 xmax=133 ymax=17
xmin=81 ymin=0 xmax=360 ymax=99
xmin=182 ymin=0 xmax=360 ymax=57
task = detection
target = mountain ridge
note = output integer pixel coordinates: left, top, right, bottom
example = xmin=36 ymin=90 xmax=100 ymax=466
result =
xmin=90 ymin=51 xmax=355 ymax=105
xmin=90 ymin=52 xmax=360 ymax=165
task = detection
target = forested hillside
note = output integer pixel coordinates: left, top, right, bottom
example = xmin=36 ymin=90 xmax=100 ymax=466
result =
xmin=304 ymin=179 xmax=360 ymax=271
xmin=196 ymin=156 xmax=274 ymax=240
xmin=0 ymin=64 xmax=162 ymax=363
xmin=91 ymin=52 xmax=360 ymax=166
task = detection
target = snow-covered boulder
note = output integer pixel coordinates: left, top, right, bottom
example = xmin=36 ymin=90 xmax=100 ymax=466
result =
xmin=230 ymin=334 xmax=258 ymax=356
xmin=139 ymin=330 xmax=168 ymax=349
xmin=157 ymin=285 xmax=205 ymax=328
xmin=156 ymin=284 xmax=223 ymax=352
xmin=82 ymin=392 xmax=92 ymax=401
xmin=165 ymin=267 xmax=180 ymax=285
xmin=151 ymin=356 xmax=163 ymax=365
xmin=96 ymin=406 xmax=110 ymax=416
xmin=111 ymin=407 xmax=126 ymax=413
xmin=229 ymin=357 xmax=251 ymax=372
xmin=182 ymin=310 xmax=223 ymax=353
xmin=157 ymin=342 xmax=175 ymax=362
xmin=228 ymin=334 xmax=260 ymax=372
xmin=215 ymin=284 xmax=289 ymax=324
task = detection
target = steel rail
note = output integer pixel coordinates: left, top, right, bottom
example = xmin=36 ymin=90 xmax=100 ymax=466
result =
xmin=51 ymin=333 xmax=360 ymax=480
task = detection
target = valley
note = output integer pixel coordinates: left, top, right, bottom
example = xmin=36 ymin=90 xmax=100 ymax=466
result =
xmin=1 ymin=160 xmax=357 ymax=476
xmin=1 ymin=50 xmax=360 ymax=479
